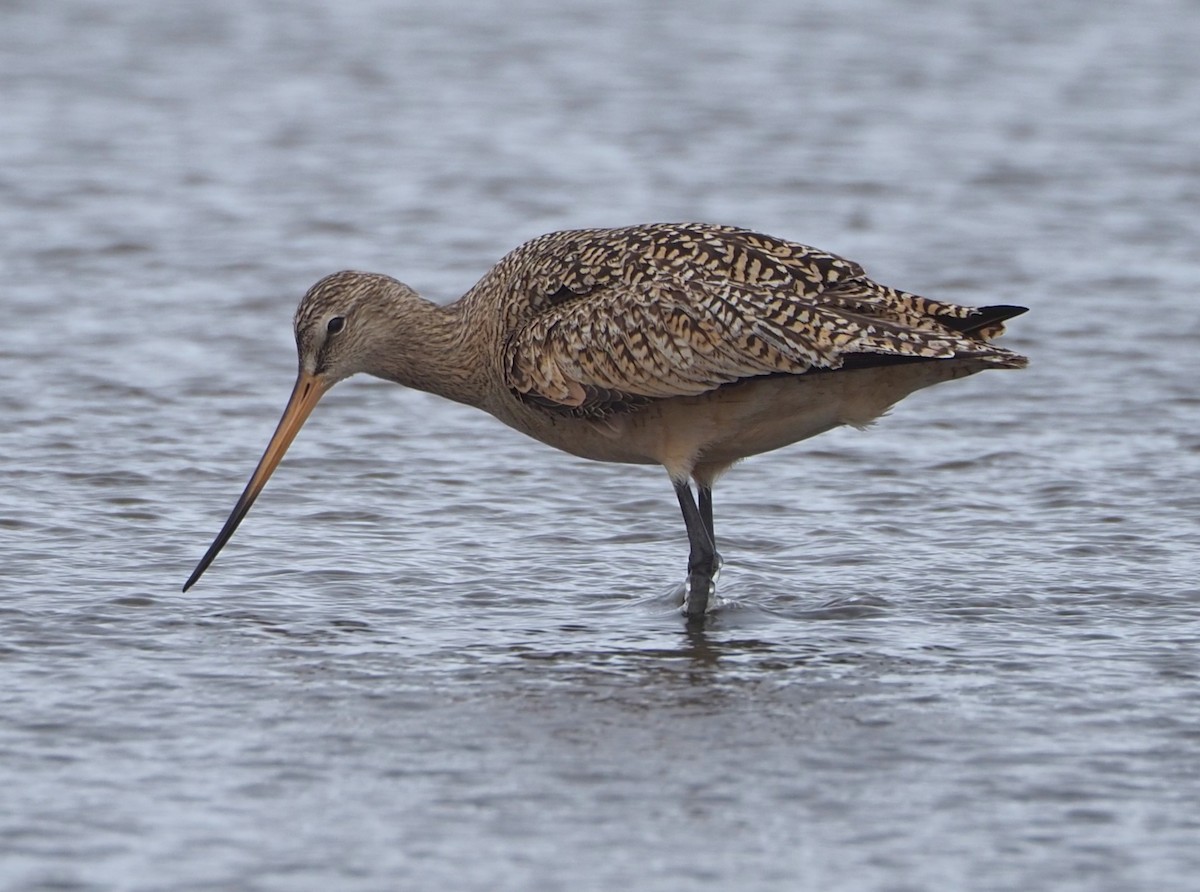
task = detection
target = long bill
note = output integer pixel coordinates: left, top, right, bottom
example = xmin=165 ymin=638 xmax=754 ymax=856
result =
xmin=183 ymin=371 xmax=329 ymax=592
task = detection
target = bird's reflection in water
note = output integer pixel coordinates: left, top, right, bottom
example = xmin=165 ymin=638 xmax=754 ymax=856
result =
xmin=512 ymin=611 xmax=829 ymax=696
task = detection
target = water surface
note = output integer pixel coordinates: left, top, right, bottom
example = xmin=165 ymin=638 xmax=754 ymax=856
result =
xmin=2 ymin=1 xmax=1199 ymax=890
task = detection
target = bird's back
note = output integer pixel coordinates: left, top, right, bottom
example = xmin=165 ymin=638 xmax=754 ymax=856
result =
xmin=464 ymin=223 xmax=1026 ymax=419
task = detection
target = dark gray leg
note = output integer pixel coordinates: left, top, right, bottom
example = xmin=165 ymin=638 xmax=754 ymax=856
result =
xmin=698 ymin=484 xmax=715 ymax=550
xmin=674 ymin=479 xmax=719 ymax=618
xmin=697 ymin=483 xmax=723 ymax=573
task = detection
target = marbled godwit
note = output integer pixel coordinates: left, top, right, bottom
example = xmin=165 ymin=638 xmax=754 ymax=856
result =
xmin=183 ymin=223 xmax=1027 ymax=617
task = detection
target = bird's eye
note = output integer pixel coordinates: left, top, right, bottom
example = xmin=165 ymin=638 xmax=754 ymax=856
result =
xmin=326 ymin=316 xmax=346 ymax=335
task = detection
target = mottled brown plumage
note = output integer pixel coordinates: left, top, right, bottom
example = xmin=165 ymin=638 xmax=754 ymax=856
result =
xmin=185 ymin=223 xmax=1028 ymax=618
xmin=495 ymin=224 xmax=1021 ymax=416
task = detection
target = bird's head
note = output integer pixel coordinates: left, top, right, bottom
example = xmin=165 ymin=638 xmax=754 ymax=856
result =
xmin=182 ymin=270 xmax=419 ymax=592
xmin=293 ymin=270 xmax=421 ymax=386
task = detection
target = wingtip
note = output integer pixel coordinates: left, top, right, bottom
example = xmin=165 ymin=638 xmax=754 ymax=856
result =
xmin=982 ymin=304 xmax=1029 ymax=321
xmin=950 ymin=304 xmax=1029 ymax=340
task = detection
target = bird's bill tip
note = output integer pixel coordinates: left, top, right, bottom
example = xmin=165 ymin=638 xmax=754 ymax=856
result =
xmin=182 ymin=371 xmax=330 ymax=592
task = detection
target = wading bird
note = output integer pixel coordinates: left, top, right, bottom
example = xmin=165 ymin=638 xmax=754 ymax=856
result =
xmin=183 ymin=223 xmax=1027 ymax=617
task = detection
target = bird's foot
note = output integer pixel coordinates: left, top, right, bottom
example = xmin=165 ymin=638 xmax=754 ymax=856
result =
xmin=682 ymin=556 xmax=721 ymax=618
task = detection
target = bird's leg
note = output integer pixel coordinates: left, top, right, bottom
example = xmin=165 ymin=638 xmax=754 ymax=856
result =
xmin=674 ymin=479 xmax=719 ymax=617
xmin=697 ymin=483 xmax=722 ymax=571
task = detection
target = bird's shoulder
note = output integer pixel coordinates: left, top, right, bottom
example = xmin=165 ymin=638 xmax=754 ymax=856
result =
xmin=482 ymin=223 xmax=863 ymax=324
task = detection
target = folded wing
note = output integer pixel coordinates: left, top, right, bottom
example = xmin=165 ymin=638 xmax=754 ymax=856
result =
xmin=499 ymin=224 xmax=1026 ymax=416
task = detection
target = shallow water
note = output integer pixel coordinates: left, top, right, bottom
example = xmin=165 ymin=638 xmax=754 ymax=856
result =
xmin=3 ymin=0 xmax=1199 ymax=889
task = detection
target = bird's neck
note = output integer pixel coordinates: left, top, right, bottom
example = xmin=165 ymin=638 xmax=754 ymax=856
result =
xmin=371 ymin=294 xmax=499 ymax=411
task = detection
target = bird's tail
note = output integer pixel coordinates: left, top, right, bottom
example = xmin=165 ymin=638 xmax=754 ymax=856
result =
xmin=945 ymin=304 xmax=1029 ymax=368
xmin=946 ymin=304 xmax=1028 ymax=340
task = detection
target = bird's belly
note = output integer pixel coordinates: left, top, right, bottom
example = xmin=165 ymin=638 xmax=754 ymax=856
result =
xmin=690 ymin=361 xmax=980 ymax=467
xmin=498 ymin=360 xmax=982 ymax=475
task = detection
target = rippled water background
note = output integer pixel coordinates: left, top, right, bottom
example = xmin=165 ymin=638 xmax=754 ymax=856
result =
xmin=4 ymin=0 xmax=1199 ymax=889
